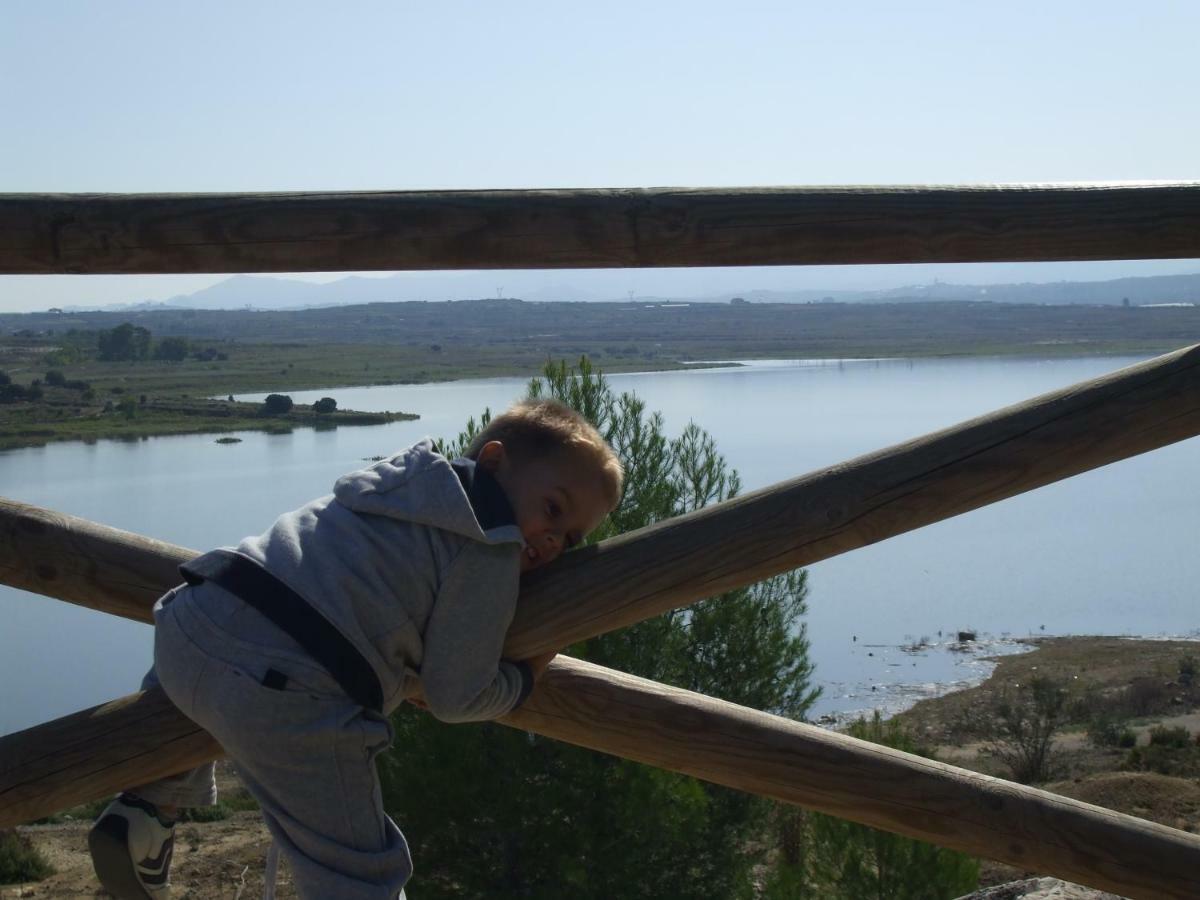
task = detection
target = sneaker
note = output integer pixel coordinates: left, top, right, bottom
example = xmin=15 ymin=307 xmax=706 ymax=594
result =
xmin=89 ymin=793 xmax=175 ymax=899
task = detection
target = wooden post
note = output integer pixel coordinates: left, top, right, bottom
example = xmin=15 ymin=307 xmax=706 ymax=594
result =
xmin=5 ymin=344 xmax=1197 ymax=656
xmin=2 ymin=183 xmax=1200 ymax=274
xmin=3 ymin=660 xmax=1199 ymax=899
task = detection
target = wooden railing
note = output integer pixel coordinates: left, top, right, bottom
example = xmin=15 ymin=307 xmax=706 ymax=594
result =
xmin=2 ymin=183 xmax=1200 ymax=898
xmin=3 ymin=183 xmax=1200 ymax=273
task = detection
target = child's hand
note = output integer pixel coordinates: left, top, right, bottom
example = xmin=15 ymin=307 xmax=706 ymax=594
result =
xmin=525 ymin=650 xmax=558 ymax=681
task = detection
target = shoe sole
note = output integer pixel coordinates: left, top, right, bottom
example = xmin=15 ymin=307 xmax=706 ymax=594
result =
xmin=89 ymin=815 xmax=158 ymax=900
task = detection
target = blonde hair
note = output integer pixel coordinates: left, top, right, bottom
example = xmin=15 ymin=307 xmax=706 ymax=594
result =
xmin=466 ymin=399 xmax=624 ymax=509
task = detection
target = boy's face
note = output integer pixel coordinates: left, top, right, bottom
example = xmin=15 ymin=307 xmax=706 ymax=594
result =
xmin=478 ymin=441 xmax=612 ymax=572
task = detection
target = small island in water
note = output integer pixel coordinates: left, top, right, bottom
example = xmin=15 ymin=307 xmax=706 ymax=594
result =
xmin=3 ymin=298 xmax=1198 ymax=451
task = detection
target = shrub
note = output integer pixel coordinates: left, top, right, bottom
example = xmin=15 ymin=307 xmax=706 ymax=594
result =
xmin=0 ymin=384 xmax=28 ymax=404
xmin=154 ymin=336 xmax=189 ymax=361
xmin=118 ymin=397 xmax=138 ymax=419
xmin=1179 ymin=654 xmax=1197 ymax=686
xmin=1087 ymin=715 xmax=1127 ymax=749
xmin=0 ymin=829 xmax=54 ymax=884
xmin=1067 ymin=686 xmax=1106 ymax=724
xmin=1118 ymin=728 xmax=1138 ymax=748
xmin=988 ymin=676 xmax=1067 ymax=784
xmin=1123 ymin=677 xmax=1170 ymax=717
xmin=98 ymin=322 xmax=151 ymax=361
xmin=0 ymin=370 xmax=9 ymax=385
xmin=176 ymin=790 xmax=259 ymax=823
xmin=1123 ymin=741 xmax=1200 ymax=777
xmin=43 ymin=369 xmax=65 ymax=386
xmin=313 ymin=397 xmax=338 ymax=414
xmin=1149 ymin=725 xmax=1191 ymax=749
xmin=262 ymin=393 xmax=293 ymax=415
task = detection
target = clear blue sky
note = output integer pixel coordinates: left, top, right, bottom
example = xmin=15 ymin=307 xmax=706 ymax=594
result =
xmin=2 ymin=1 xmax=1198 ymax=311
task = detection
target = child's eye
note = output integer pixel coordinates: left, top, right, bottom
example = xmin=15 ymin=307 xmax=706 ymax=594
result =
xmin=546 ymin=500 xmax=562 ymax=518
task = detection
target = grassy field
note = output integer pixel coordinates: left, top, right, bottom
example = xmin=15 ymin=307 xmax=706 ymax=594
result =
xmin=2 ymin=299 xmax=1197 ymax=451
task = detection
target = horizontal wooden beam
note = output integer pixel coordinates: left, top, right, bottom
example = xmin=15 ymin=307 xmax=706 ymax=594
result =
xmin=3 ymin=344 xmax=1199 ymax=657
xmin=3 ymin=659 xmax=1197 ymax=899
xmin=2 ymin=183 xmax=1199 ymax=274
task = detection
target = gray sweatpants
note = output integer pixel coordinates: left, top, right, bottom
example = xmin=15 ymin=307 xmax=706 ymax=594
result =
xmin=130 ymin=584 xmax=413 ymax=900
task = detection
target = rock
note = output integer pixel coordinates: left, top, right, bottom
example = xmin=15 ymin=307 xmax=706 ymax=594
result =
xmin=954 ymin=877 xmax=1126 ymax=899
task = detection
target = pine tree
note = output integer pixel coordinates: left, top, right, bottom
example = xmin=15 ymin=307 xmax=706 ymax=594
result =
xmin=380 ymin=358 xmax=819 ymax=898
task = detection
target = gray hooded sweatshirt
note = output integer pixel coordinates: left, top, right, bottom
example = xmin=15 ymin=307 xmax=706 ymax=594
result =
xmin=231 ymin=439 xmax=530 ymax=722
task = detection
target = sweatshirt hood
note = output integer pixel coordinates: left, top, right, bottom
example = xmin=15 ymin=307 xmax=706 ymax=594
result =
xmin=332 ymin=439 xmax=524 ymax=546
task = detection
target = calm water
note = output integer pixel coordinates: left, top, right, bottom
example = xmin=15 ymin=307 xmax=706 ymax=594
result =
xmin=2 ymin=355 xmax=1197 ymax=733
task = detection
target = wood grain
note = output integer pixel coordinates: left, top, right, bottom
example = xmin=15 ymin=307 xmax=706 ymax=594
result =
xmin=0 ymin=690 xmax=221 ymax=826
xmin=3 ymin=661 xmax=1198 ymax=899
xmin=2 ymin=183 xmax=1199 ymax=274
xmin=507 ymin=657 xmax=1200 ymax=900
xmin=0 ymin=498 xmax=190 ymax=624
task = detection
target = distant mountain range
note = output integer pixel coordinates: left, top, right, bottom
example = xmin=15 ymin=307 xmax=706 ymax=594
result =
xmin=62 ymin=270 xmax=1200 ymax=313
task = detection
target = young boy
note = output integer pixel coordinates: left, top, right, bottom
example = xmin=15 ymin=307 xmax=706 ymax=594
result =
xmin=88 ymin=399 xmax=623 ymax=900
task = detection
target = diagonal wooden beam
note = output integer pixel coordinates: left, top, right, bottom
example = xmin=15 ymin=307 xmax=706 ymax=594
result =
xmin=2 ymin=183 xmax=1199 ymax=275
xmin=4 ymin=343 xmax=1197 ymax=656
xmin=3 ymin=347 xmax=1200 ymax=894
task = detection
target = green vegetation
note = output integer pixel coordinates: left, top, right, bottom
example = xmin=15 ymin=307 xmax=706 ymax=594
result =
xmin=987 ymin=676 xmax=1068 ymax=784
xmin=0 ymin=829 xmax=54 ymax=884
xmin=380 ymin=358 xmax=819 ymax=899
xmin=262 ymin=393 xmax=294 ymax=414
xmin=3 ymin=299 xmax=1197 ymax=451
xmin=177 ymin=788 xmax=261 ymax=823
xmin=0 ymin=329 xmax=418 ymax=450
xmin=1122 ymin=726 xmax=1200 ymax=777
xmin=765 ymin=714 xmax=978 ymax=899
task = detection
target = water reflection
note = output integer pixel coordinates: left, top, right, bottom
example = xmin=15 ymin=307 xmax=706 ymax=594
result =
xmin=2 ymin=355 xmax=1197 ymax=731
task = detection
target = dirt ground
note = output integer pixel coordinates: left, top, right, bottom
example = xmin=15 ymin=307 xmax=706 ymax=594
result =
xmin=895 ymin=636 xmax=1200 ymax=890
xmin=2 ymin=763 xmax=299 ymax=900
xmin=6 ymin=637 xmax=1198 ymax=898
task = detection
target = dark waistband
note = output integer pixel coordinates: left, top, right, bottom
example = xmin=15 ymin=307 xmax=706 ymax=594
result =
xmin=179 ymin=550 xmax=384 ymax=713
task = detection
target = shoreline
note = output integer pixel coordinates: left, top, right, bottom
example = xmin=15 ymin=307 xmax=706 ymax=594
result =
xmin=818 ymin=632 xmax=1200 ymax=729
xmin=1 ymin=348 xmax=1165 ymax=454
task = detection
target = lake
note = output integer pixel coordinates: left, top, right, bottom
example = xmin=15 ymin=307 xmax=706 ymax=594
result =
xmin=2 ymin=355 xmax=1197 ymax=734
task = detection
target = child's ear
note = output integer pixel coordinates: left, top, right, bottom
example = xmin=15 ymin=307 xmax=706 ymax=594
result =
xmin=476 ymin=440 xmax=506 ymax=472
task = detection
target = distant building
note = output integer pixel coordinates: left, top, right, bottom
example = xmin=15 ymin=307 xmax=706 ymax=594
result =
xmin=730 ymin=297 xmax=747 ymax=305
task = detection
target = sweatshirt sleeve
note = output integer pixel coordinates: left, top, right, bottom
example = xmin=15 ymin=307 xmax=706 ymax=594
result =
xmin=419 ymin=542 xmax=531 ymax=723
